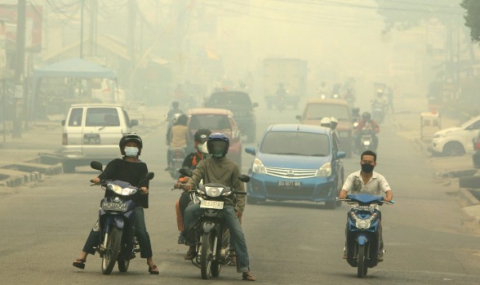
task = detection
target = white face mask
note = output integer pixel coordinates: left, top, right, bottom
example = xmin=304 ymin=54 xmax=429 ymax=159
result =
xmin=125 ymin=146 xmax=139 ymax=157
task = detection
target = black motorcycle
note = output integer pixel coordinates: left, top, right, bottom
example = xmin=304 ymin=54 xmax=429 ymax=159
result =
xmin=90 ymin=161 xmax=154 ymax=275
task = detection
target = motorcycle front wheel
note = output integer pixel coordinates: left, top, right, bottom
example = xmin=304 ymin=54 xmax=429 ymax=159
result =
xmin=200 ymin=232 xmax=214 ymax=279
xmin=117 ymin=256 xmax=130 ymax=273
xmin=101 ymin=227 xmax=122 ymax=275
xmin=356 ymin=244 xmax=368 ymax=278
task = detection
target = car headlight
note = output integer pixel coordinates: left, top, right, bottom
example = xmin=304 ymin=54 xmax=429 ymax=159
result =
xmin=316 ymin=162 xmax=331 ymax=177
xmin=252 ymin=158 xmax=266 ymax=174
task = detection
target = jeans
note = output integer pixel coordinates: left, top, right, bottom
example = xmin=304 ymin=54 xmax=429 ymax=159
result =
xmin=184 ymin=203 xmax=250 ymax=273
xmin=82 ymin=207 xmax=153 ymax=258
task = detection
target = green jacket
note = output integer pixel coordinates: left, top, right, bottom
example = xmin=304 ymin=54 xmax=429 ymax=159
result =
xmin=187 ymin=156 xmax=246 ymax=213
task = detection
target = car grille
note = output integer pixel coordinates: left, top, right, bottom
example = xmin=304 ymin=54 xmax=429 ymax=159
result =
xmin=265 ymin=167 xmax=317 ymax=179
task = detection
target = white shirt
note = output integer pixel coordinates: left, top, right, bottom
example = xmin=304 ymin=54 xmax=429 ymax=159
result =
xmin=342 ymin=171 xmax=391 ymax=195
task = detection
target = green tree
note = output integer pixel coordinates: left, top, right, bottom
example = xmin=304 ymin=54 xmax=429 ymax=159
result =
xmin=461 ymin=0 xmax=480 ymax=42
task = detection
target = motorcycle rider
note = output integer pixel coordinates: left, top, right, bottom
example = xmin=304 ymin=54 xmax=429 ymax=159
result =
xmin=371 ymin=89 xmax=388 ymax=117
xmin=354 ymin=112 xmax=379 ymax=152
xmin=175 ymin=129 xmax=212 ymax=244
xmin=72 ymin=133 xmax=159 ymax=274
xmin=338 ymin=150 xmax=393 ymax=261
xmin=175 ymin=133 xmax=256 ymax=281
xmin=166 ymin=101 xmax=183 ymax=126
xmin=165 ymin=114 xmax=193 ymax=171
xmin=321 ymin=117 xmax=340 ymax=147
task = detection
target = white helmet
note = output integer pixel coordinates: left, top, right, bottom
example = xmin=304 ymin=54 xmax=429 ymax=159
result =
xmin=320 ymin=117 xmax=331 ymax=128
xmin=330 ymin=117 xmax=338 ymax=130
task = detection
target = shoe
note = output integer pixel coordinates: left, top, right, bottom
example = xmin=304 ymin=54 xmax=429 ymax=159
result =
xmin=177 ymin=234 xmax=186 ymax=244
xmin=242 ymin=272 xmax=256 ymax=281
xmin=72 ymin=258 xmax=86 ymax=269
xmin=342 ymin=247 xmax=347 ymax=259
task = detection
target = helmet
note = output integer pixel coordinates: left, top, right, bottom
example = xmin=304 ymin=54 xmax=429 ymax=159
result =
xmin=362 ymin=112 xmax=371 ymax=121
xmin=320 ymin=117 xmax=331 ymax=128
xmin=176 ymin=114 xmax=188 ymax=126
xmin=119 ymin=133 xmax=143 ymax=155
xmin=330 ymin=117 xmax=338 ymax=129
xmin=207 ymin=133 xmax=230 ymax=158
xmin=194 ymin=129 xmax=212 ymax=143
xmin=172 ymin=113 xmax=182 ymax=124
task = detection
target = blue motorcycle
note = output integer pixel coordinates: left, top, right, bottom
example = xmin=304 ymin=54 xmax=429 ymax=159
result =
xmin=339 ymin=193 xmax=393 ymax=278
xmin=90 ymin=161 xmax=154 ymax=275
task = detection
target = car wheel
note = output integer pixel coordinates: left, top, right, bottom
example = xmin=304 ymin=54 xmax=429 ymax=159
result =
xmin=442 ymin=142 xmax=465 ymax=156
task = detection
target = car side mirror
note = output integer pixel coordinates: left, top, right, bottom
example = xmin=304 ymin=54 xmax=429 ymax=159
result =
xmin=239 ymin=174 xmax=250 ymax=183
xmin=61 ymin=119 xmax=66 ymax=126
xmin=90 ymin=161 xmax=103 ymax=171
xmin=337 ymin=151 xmax=346 ymax=159
xmin=130 ymin=119 xmax=138 ymax=127
xmin=245 ymin=146 xmax=256 ymax=155
xmin=252 ymin=102 xmax=259 ymax=108
xmin=295 ymin=115 xmax=302 ymax=121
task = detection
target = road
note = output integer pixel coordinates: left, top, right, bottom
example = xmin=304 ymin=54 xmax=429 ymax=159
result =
xmin=0 ymin=100 xmax=480 ymax=285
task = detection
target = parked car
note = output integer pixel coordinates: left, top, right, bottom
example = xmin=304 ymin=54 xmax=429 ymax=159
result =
xmin=296 ymin=98 xmax=353 ymax=157
xmin=429 ymin=115 xmax=480 ymax=156
xmin=471 ymin=130 xmax=480 ymax=168
xmin=244 ymin=124 xmax=345 ymax=209
xmin=186 ymin=108 xmax=242 ymax=168
xmin=203 ymin=90 xmax=258 ymax=143
xmin=61 ymin=103 xmax=139 ymax=173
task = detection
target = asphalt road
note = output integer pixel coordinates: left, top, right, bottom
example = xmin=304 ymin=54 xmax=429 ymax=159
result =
xmin=0 ymin=100 xmax=480 ymax=284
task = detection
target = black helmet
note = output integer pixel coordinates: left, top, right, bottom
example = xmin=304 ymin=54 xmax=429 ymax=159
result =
xmin=207 ymin=133 xmax=230 ymax=158
xmin=176 ymin=114 xmax=188 ymax=126
xmin=119 ymin=133 xmax=143 ymax=155
xmin=362 ymin=112 xmax=371 ymax=121
xmin=194 ymin=129 xmax=212 ymax=143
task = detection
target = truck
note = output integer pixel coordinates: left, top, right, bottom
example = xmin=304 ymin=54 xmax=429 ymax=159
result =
xmin=263 ymin=58 xmax=307 ymax=110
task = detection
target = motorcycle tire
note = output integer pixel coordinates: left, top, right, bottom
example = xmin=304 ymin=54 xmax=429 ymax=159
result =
xmin=201 ymin=232 xmax=214 ymax=279
xmin=101 ymin=227 xmax=122 ymax=275
xmin=357 ymin=244 xmax=368 ymax=278
xmin=117 ymin=256 xmax=130 ymax=273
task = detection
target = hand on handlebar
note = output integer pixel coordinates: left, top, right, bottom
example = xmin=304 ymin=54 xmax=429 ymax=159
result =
xmin=91 ymin=177 xmax=100 ymax=184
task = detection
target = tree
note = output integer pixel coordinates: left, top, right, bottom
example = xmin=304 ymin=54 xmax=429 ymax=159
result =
xmin=461 ymin=0 xmax=480 ymax=42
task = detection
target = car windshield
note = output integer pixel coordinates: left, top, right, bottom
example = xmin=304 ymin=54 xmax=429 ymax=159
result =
xmin=207 ymin=92 xmax=252 ymax=107
xmin=304 ymin=103 xmax=350 ymax=121
xmin=260 ymin=131 xmax=330 ymax=156
xmin=189 ymin=114 xmax=231 ymax=131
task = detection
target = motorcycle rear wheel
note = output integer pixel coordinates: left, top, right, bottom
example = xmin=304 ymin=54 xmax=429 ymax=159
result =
xmin=357 ymin=244 xmax=368 ymax=278
xmin=201 ymin=232 xmax=213 ymax=279
xmin=101 ymin=227 xmax=122 ymax=275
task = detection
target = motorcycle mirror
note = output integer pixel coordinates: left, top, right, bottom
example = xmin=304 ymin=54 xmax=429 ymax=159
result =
xmin=145 ymin=172 xmax=155 ymax=180
xmin=90 ymin=161 xmax=103 ymax=171
xmin=179 ymin=167 xmax=193 ymax=177
xmin=239 ymin=174 xmax=250 ymax=183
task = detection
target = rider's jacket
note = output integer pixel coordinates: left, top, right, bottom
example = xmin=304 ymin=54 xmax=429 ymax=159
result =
xmin=354 ymin=120 xmax=380 ymax=134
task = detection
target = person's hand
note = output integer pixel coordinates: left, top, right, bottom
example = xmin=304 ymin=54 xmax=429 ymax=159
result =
xmin=338 ymin=193 xmax=347 ymax=199
xmin=236 ymin=211 xmax=243 ymax=219
xmin=92 ymin=177 xmax=100 ymax=184
xmin=383 ymin=197 xmax=392 ymax=202
xmin=140 ymin=187 xmax=148 ymax=195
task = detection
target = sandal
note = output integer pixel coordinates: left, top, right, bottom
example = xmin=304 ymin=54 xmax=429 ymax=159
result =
xmin=72 ymin=258 xmax=86 ymax=269
xmin=242 ymin=272 xmax=256 ymax=281
xmin=184 ymin=246 xmax=197 ymax=260
xmin=148 ymin=264 xmax=159 ymax=275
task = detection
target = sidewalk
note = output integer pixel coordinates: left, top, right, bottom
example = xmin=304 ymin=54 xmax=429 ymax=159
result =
xmin=0 ymin=104 xmax=166 ymax=187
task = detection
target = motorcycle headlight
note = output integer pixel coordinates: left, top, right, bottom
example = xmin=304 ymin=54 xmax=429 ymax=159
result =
xmin=252 ymin=158 xmax=266 ymax=174
xmin=316 ymin=162 xmax=331 ymax=177
xmin=108 ymin=183 xmax=123 ymax=193
xmin=355 ymin=219 xmax=371 ymax=229
xmin=205 ymin=186 xmax=223 ymax=197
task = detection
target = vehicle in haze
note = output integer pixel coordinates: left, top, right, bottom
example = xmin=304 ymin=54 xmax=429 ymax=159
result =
xmin=429 ymin=115 xmax=480 ymax=156
xmin=203 ymin=91 xmax=258 ymax=143
xmin=186 ymin=108 xmax=242 ymax=168
xmin=296 ymin=98 xmax=353 ymax=157
xmin=61 ymin=103 xmax=139 ymax=173
xmin=244 ymin=124 xmax=345 ymax=209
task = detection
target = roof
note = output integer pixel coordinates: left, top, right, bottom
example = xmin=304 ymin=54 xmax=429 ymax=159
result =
xmin=306 ymin=98 xmax=349 ymax=105
xmin=186 ymin=108 xmax=233 ymax=116
xmin=267 ymin=124 xmax=330 ymax=134
xmin=33 ymin=58 xmax=117 ymax=79
xmin=69 ymin=103 xmax=123 ymax=108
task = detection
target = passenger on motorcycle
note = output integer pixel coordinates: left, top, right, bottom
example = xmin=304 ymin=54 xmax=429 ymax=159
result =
xmin=72 ymin=133 xmax=159 ymax=274
xmin=354 ymin=112 xmax=380 ymax=152
xmin=338 ymin=150 xmax=393 ymax=261
xmin=175 ymin=129 xmax=212 ymax=244
xmin=165 ymin=114 xmax=193 ymax=171
xmin=175 ymin=133 xmax=256 ymax=281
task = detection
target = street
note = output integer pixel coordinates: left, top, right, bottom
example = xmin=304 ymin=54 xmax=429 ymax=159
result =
xmin=1 ymin=102 xmax=480 ymax=285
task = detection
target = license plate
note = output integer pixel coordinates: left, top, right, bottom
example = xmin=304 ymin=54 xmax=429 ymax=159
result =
xmin=200 ymin=200 xmax=224 ymax=209
xmin=84 ymin=134 xmax=101 ymax=144
xmin=278 ymin=181 xmax=301 ymax=188
xmin=102 ymin=202 xmax=128 ymax=211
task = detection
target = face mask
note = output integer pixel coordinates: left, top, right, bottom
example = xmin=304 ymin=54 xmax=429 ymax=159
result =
xmin=125 ymin=146 xmax=139 ymax=157
xmin=361 ymin=163 xmax=374 ymax=173
xmin=212 ymin=153 xmax=223 ymax=158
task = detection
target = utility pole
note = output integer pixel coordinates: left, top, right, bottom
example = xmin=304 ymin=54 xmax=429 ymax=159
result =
xmin=127 ymin=0 xmax=136 ymax=100
xmin=13 ymin=0 xmax=26 ymax=138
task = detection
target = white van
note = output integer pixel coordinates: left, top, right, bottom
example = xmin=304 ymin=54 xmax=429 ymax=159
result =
xmin=61 ymin=103 xmax=138 ymax=172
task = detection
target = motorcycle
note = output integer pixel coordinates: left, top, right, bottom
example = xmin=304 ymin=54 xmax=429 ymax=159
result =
xmin=371 ymin=101 xmax=385 ymax=124
xmin=168 ymin=147 xmax=187 ymax=180
xmin=90 ymin=161 xmax=155 ymax=275
xmin=179 ymin=168 xmax=249 ymax=280
xmin=338 ymin=193 xmax=394 ymax=278
xmin=356 ymin=124 xmax=377 ymax=153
